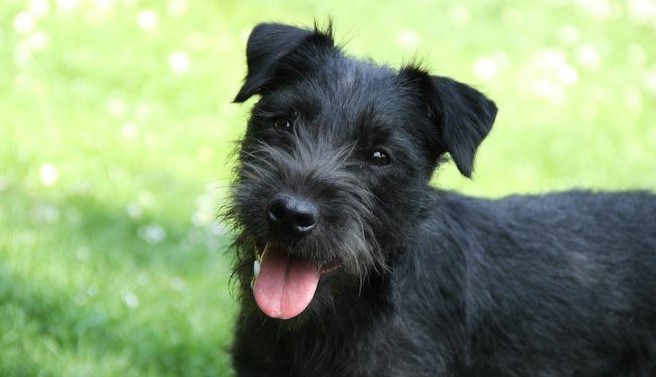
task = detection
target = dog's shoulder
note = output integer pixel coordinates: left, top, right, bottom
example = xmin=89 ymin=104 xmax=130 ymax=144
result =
xmin=412 ymin=188 xmax=656 ymax=262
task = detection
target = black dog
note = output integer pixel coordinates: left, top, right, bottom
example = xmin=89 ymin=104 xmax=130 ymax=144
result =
xmin=226 ymin=22 xmax=656 ymax=376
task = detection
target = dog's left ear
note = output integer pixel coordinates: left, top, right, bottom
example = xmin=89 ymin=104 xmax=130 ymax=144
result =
xmin=234 ymin=22 xmax=335 ymax=102
xmin=400 ymin=67 xmax=498 ymax=178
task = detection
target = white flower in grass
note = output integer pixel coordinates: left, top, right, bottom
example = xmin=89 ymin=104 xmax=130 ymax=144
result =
xmin=122 ymin=292 xmax=139 ymax=309
xmin=94 ymin=0 xmax=113 ymax=12
xmin=628 ymin=0 xmax=656 ymax=23
xmin=170 ymin=276 xmax=186 ymax=292
xmin=28 ymin=31 xmax=49 ymax=52
xmin=644 ymin=66 xmax=656 ymax=95
xmin=39 ymin=163 xmax=58 ymax=186
xmin=530 ymin=79 xmax=566 ymax=105
xmin=29 ymin=0 xmax=50 ymax=18
xmin=574 ymin=0 xmax=618 ymax=21
xmin=524 ymin=49 xmax=578 ymax=104
xmin=473 ymin=51 xmax=509 ymax=81
xmin=125 ymin=201 xmax=143 ymax=219
xmin=137 ymin=9 xmax=158 ymax=31
xmin=576 ymin=44 xmax=600 ymax=70
xmin=397 ymin=29 xmax=419 ymax=50
xmin=137 ymin=273 xmax=150 ymax=286
xmin=209 ymin=221 xmax=229 ymax=236
xmin=14 ymin=12 xmax=35 ymax=34
xmin=137 ymin=223 xmax=166 ymax=244
xmin=473 ymin=57 xmax=498 ymax=81
xmin=624 ymin=87 xmax=643 ymax=112
xmin=191 ymin=210 xmax=213 ymax=227
xmin=120 ymin=122 xmax=139 ymax=140
xmin=56 ymin=0 xmax=79 ymax=12
xmin=192 ymin=192 xmax=215 ymax=227
xmin=106 ymin=97 xmax=127 ymax=117
xmin=31 ymin=202 xmax=59 ymax=224
xmin=558 ymin=25 xmax=580 ymax=46
xmin=168 ymin=52 xmax=191 ymax=75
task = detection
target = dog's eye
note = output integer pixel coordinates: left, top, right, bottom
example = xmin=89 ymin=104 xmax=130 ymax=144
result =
xmin=368 ymin=149 xmax=391 ymax=166
xmin=273 ymin=117 xmax=293 ymax=131
xmin=272 ymin=111 xmax=298 ymax=132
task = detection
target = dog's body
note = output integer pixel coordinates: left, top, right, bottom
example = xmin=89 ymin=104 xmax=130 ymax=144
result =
xmin=227 ymin=22 xmax=656 ymax=377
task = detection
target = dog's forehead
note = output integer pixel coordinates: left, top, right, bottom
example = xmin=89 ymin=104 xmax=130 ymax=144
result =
xmin=313 ymin=56 xmax=397 ymax=100
xmin=292 ymin=56 xmax=412 ymax=124
xmin=327 ymin=56 xmax=390 ymax=86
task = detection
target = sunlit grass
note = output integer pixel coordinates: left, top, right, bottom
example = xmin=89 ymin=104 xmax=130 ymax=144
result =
xmin=1 ymin=0 xmax=655 ymax=376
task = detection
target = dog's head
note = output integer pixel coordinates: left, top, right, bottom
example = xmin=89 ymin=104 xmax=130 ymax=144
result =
xmin=227 ymin=22 xmax=497 ymax=321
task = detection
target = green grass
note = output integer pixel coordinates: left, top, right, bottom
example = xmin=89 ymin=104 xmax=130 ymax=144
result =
xmin=1 ymin=0 xmax=655 ymax=376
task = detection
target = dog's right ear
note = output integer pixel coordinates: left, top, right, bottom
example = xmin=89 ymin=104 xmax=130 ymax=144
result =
xmin=234 ymin=23 xmax=334 ymax=103
xmin=399 ymin=66 xmax=497 ymax=178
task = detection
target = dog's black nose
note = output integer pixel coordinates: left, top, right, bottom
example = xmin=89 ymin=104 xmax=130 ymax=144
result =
xmin=267 ymin=193 xmax=318 ymax=237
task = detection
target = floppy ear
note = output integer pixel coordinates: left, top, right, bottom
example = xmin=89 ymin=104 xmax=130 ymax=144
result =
xmin=400 ymin=67 xmax=497 ymax=178
xmin=233 ymin=23 xmax=334 ymax=103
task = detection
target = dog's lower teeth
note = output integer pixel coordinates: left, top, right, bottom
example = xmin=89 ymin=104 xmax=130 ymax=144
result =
xmin=254 ymin=260 xmax=261 ymax=278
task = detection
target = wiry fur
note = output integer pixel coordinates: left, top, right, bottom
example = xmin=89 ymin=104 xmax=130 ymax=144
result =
xmin=224 ymin=22 xmax=656 ymax=376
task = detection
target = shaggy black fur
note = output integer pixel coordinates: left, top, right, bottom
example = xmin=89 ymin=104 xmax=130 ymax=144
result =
xmin=225 ymin=22 xmax=656 ymax=377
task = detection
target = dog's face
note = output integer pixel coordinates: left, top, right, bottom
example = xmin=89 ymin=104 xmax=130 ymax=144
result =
xmin=228 ymin=23 xmax=497 ymax=321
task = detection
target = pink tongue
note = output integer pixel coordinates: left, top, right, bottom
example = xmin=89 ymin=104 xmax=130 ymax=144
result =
xmin=253 ymin=247 xmax=321 ymax=319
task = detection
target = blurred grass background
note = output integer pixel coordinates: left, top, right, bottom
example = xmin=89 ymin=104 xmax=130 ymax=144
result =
xmin=1 ymin=0 xmax=655 ymax=376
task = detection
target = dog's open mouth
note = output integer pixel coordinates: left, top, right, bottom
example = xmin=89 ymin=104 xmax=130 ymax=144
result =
xmin=252 ymin=243 xmax=341 ymax=320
